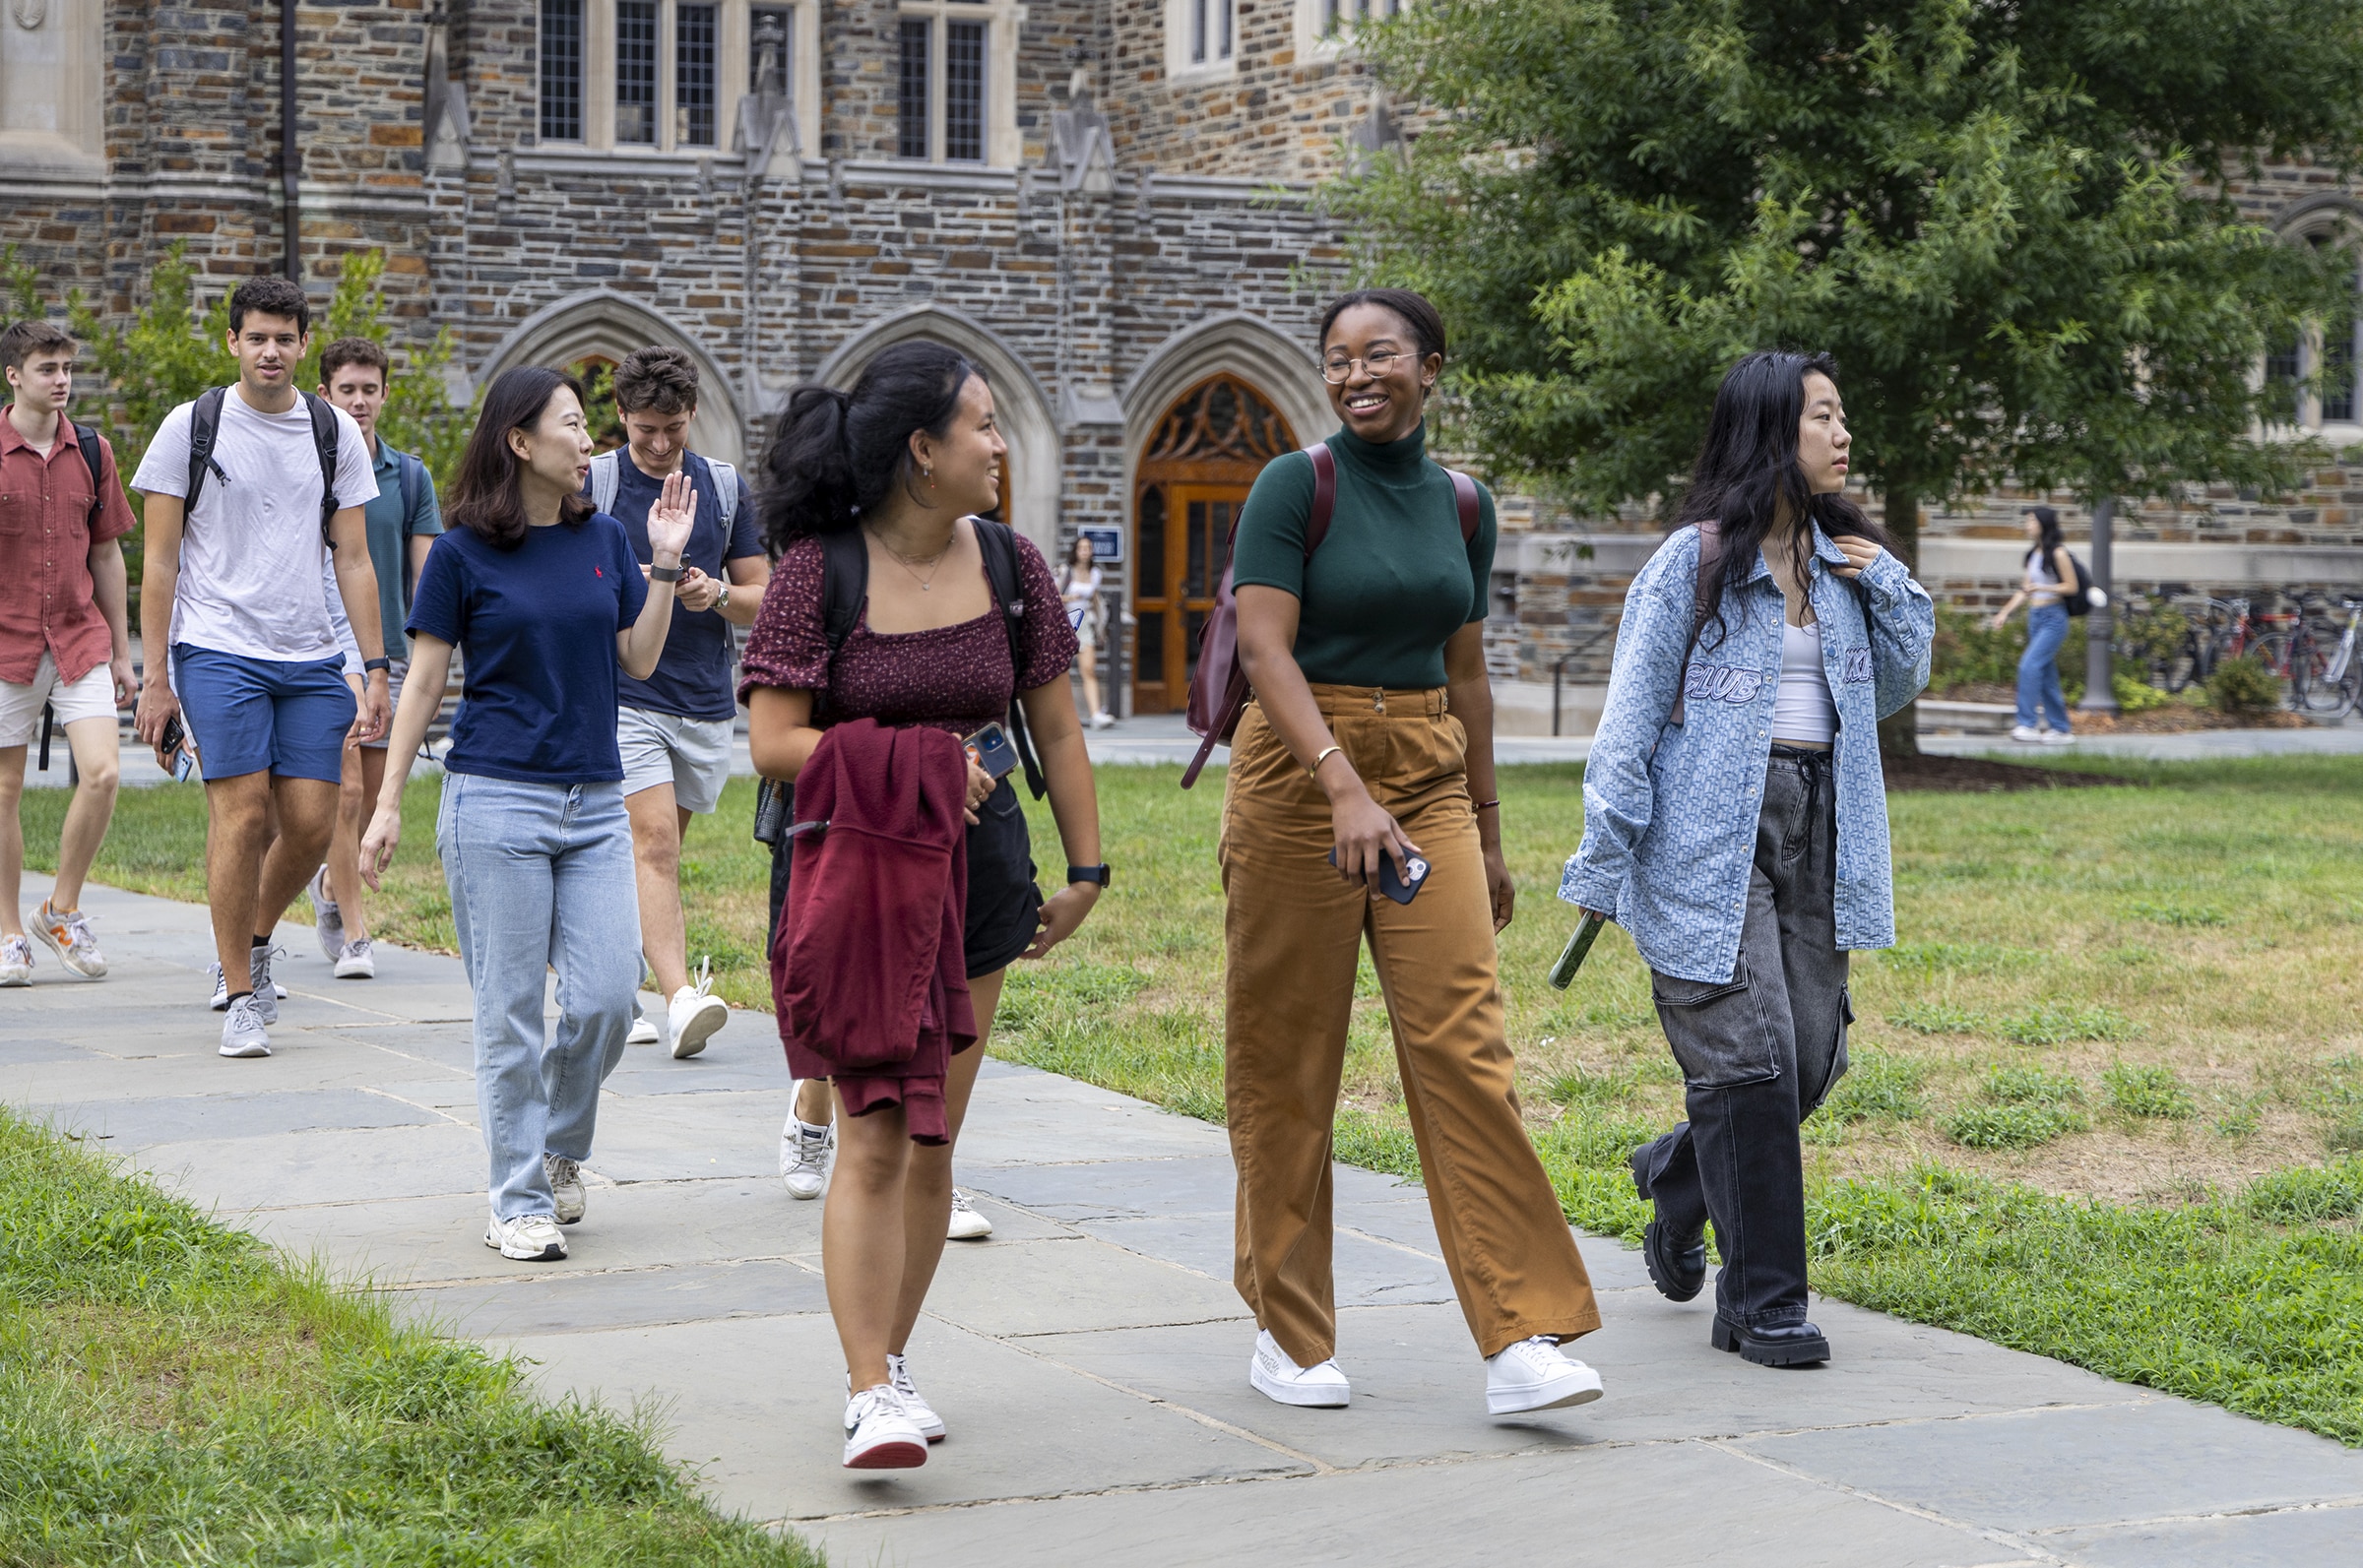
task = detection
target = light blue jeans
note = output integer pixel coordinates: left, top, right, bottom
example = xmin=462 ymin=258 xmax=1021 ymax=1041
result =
xmin=2016 ymin=602 xmax=2072 ymax=732
xmin=437 ymin=773 xmax=640 ymax=1223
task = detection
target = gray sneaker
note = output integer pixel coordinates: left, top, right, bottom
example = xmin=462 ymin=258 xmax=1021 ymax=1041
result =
xmin=249 ymin=944 xmax=283 ymax=1024
xmin=219 ymin=992 xmax=271 ymax=1058
xmin=308 ymin=865 xmax=344 ymax=962
xmin=334 ymin=938 xmax=375 ymax=979
xmin=211 ymin=960 xmax=287 ymax=1011
xmin=544 ymin=1154 xmax=586 ymax=1224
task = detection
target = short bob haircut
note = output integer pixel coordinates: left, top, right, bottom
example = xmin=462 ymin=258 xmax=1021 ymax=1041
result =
xmin=443 ymin=365 xmax=595 ymax=549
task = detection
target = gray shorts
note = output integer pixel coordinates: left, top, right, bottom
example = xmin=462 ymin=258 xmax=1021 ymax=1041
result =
xmin=358 ymin=657 xmax=409 ymax=749
xmin=617 ymin=704 xmax=734 ymax=814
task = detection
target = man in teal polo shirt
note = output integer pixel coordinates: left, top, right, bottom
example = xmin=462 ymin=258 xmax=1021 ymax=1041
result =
xmin=307 ymin=337 xmax=442 ymax=979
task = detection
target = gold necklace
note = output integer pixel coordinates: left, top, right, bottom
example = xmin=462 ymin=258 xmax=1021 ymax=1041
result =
xmin=869 ymin=525 xmax=955 ymax=591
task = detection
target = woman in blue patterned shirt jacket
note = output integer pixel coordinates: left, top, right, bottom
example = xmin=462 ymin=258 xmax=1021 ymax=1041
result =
xmin=1561 ymin=350 xmax=1934 ymax=1369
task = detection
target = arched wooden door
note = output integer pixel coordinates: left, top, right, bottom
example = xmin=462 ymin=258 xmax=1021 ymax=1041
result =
xmin=1132 ymin=375 xmax=1298 ymax=713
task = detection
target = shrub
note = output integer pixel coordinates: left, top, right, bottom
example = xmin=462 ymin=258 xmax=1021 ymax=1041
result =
xmin=2207 ymin=653 xmax=2286 ymax=716
xmin=2103 ymin=1063 xmax=2199 ymax=1119
xmin=1942 ymin=1102 xmax=2089 ymax=1149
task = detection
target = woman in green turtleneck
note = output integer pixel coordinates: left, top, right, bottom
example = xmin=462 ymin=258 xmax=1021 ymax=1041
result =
xmin=1218 ymin=287 xmax=1605 ymax=1420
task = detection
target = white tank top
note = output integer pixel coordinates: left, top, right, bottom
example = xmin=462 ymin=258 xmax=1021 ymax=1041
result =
xmin=1772 ymin=621 xmax=1837 ymax=745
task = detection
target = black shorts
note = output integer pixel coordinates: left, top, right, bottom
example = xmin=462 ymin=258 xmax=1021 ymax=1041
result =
xmin=766 ymin=776 xmax=1041 ymax=981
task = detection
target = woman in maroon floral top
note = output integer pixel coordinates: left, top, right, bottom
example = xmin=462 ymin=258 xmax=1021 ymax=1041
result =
xmin=740 ymin=340 xmax=1105 ymax=1469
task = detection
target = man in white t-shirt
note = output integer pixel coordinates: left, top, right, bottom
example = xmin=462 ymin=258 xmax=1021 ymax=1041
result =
xmin=130 ymin=276 xmax=390 ymax=1060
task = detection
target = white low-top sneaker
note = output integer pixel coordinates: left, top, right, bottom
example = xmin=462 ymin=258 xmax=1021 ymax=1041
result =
xmin=1 ymin=933 xmax=32 ymax=987
xmin=780 ymin=1105 xmax=834 ymax=1200
xmin=2039 ymin=727 xmax=2076 ymax=745
xmin=219 ymin=992 xmax=272 ymax=1058
xmin=626 ymin=1005 xmax=661 ymax=1046
xmin=334 ymin=938 xmax=375 ymax=979
xmin=2010 ymin=724 xmax=2042 ymax=742
xmin=1249 ymin=1329 xmax=1350 ymax=1408
xmin=544 ymin=1155 xmax=586 ymax=1224
xmin=309 ymin=865 xmax=344 ymax=962
xmin=886 ymin=1353 xmax=946 ymax=1442
xmin=668 ymin=969 xmax=728 ymax=1060
xmin=484 ymin=1213 xmax=568 ymax=1261
xmin=842 ymin=1384 xmax=928 ymax=1470
xmin=946 ymin=1188 xmax=992 ymax=1240
xmin=1485 ymin=1336 xmax=1606 ymax=1415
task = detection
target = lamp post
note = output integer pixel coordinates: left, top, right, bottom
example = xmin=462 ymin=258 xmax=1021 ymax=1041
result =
xmin=2076 ymin=495 xmax=2121 ymax=716
xmin=281 ymin=0 xmax=300 ymax=282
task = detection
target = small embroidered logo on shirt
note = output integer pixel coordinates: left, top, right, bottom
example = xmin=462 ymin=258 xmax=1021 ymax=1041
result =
xmin=595 ymin=565 xmax=605 ymax=577
xmin=1684 ymin=664 xmax=1765 ymax=704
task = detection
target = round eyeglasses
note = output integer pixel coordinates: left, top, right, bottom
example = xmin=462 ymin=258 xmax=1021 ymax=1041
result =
xmin=1321 ymin=350 xmax=1405 ymax=384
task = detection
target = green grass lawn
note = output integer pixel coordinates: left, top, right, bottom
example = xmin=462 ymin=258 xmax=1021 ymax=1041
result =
xmin=22 ymin=754 xmax=2363 ymax=1445
xmin=0 ymin=1108 xmax=821 ymax=1567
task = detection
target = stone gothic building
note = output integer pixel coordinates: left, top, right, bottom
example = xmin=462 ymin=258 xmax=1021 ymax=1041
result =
xmin=7 ymin=0 xmax=2362 ymax=722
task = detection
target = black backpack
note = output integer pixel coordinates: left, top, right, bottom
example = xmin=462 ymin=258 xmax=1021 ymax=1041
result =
xmin=758 ymin=519 xmax=1049 ymax=943
xmin=183 ymin=386 xmax=345 ymax=546
xmin=2056 ymin=551 xmax=2100 ymax=618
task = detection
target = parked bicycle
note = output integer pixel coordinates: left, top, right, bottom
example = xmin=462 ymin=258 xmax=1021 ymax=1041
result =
xmin=2286 ymin=595 xmax=2363 ymax=719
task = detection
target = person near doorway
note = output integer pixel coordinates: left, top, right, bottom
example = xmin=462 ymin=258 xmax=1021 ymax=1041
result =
xmin=1223 ymin=287 xmax=1606 ymax=1417
xmin=1565 ymin=350 xmax=1932 ymax=1368
xmin=742 ymin=339 xmax=1105 ymax=1469
xmin=1987 ymin=505 xmax=2077 ymax=745
xmin=1062 ymin=533 xmax=1114 ymax=728
xmin=360 ymin=365 xmax=693 ymax=1262
xmin=0 ymin=319 xmax=138 ymax=986
xmin=306 ymin=336 xmax=444 ymax=980
xmin=131 ymin=277 xmax=391 ymax=1059
xmin=591 ymin=347 xmax=771 ymax=1058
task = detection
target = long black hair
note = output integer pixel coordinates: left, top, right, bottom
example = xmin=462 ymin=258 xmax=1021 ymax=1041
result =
xmin=445 ymin=366 xmax=595 ymax=550
xmin=2024 ymin=505 xmax=2065 ymax=570
xmin=1678 ymin=350 xmax=1895 ymax=650
xmin=759 ymin=340 xmax=980 ymax=554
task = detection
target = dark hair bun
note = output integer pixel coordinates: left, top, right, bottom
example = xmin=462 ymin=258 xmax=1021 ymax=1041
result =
xmin=758 ymin=341 xmax=978 ymax=553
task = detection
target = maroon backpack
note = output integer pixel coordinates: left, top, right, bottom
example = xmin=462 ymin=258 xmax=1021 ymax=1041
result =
xmin=1181 ymin=443 xmax=1480 ymax=787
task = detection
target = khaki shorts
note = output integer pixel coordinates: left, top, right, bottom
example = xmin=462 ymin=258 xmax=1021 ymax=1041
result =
xmin=0 ymin=655 xmax=117 ymax=747
xmin=617 ymin=704 xmax=734 ymax=814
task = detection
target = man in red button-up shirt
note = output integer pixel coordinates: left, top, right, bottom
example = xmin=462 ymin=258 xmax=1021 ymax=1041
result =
xmin=0 ymin=319 xmax=138 ymax=988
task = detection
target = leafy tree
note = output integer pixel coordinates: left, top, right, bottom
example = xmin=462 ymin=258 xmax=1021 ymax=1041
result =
xmin=297 ymin=248 xmax=477 ymax=492
xmin=1328 ymin=0 xmax=2363 ymax=748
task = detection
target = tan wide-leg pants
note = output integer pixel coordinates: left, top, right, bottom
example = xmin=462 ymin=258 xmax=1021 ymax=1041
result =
xmin=1219 ymin=686 xmax=1600 ymax=1365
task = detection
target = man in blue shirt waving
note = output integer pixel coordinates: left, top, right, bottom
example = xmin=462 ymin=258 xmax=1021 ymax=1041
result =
xmin=589 ymin=347 xmax=769 ymax=1058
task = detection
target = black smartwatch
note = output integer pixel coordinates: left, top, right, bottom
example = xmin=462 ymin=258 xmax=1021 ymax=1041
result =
xmin=1066 ymin=864 xmax=1111 ymax=889
xmin=363 ymin=658 xmax=391 ymax=673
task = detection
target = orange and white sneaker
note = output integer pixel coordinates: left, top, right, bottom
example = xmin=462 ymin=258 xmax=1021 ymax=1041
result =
xmin=32 ymin=901 xmax=105 ymax=978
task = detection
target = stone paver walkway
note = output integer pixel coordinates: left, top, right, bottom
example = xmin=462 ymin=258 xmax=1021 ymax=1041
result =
xmin=7 ymin=875 xmax=2362 ymax=1567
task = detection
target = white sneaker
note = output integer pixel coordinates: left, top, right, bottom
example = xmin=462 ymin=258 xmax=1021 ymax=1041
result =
xmin=308 ymin=865 xmax=344 ymax=962
xmin=219 ymin=992 xmax=272 ymax=1058
xmin=1249 ymin=1329 xmax=1351 ymax=1408
xmin=32 ymin=901 xmax=106 ymax=978
xmin=947 ymin=1187 xmax=992 ymax=1239
xmin=334 ymin=938 xmax=376 ymax=979
xmin=1090 ymin=712 xmax=1116 ymax=729
xmin=668 ymin=963 xmax=728 ymax=1059
xmin=1485 ymin=1336 xmax=1606 ymax=1415
xmin=626 ymin=1006 xmax=661 ymax=1046
xmin=887 ymin=1353 xmax=947 ymax=1442
xmin=484 ymin=1212 xmax=568 ymax=1261
xmin=544 ymin=1154 xmax=586 ymax=1224
xmin=2039 ymin=727 xmax=2076 ymax=745
xmin=843 ymin=1384 xmax=928 ymax=1470
xmin=2010 ymin=724 xmax=2042 ymax=743
xmin=0 ymin=933 xmax=31 ymax=987
xmin=780 ymin=1106 xmax=834 ymax=1200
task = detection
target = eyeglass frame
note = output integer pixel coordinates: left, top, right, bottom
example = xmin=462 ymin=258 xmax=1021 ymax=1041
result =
xmin=1319 ymin=349 xmax=1415 ymax=384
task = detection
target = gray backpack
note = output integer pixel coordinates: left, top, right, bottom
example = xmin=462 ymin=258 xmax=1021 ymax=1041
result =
xmin=587 ymin=449 xmax=739 ymax=535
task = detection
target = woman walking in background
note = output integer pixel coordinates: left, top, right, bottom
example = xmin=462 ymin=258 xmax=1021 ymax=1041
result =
xmin=360 ymin=366 xmax=693 ymax=1263
xmin=1564 ymin=350 xmax=1933 ymax=1367
xmin=742 ymin=339 xmax=1105 ymax=1469
xmin=1222 ymin=287 xmax=1605 ymax=1417
xmin=1988 ymin=505 xmax=2077 ymax=745
xmin=1062 ymin=533 xmax=1113 ymax=728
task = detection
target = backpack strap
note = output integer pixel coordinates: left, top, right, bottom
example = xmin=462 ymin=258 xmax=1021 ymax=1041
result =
xmin=1305 ymin=441 xmax=1337 ymax=550
xmin=708 ymin=457 xmax=741 ymax=537
xmin=183 ymin=387 xmax=230 ymax=520
xmin=73 ymin=424 xmax=105 ymax=529
xmin=816 ymin=526 xmax=868 ymax=658
xmin=1667 ymin=521 xmax=1724 ymax=727
xmin=304 ymin=393 xmax=342 ymax=548
xmin=398 ymin=448 xmax=423 ymax=530
xmin=588 ymin=450 xmax=622 ymax=517
xmin=974 ymin=517 xmax=1048 ymax=800
xmin=1445 ymin=468 xmax=1481 ymax=541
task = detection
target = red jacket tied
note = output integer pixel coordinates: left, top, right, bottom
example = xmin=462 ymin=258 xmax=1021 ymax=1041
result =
xmin=772 ymin=718 xmax=976 ymax=1144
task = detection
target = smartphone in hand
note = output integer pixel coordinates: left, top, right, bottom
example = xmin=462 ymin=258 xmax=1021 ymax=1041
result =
xmin=1328 ymin=847 xmax=1430 ymax=905
xmin=963 ymin=721 xmax=1020 ymax=782
xmin=159 ymin=716 xmax=197 ymax=783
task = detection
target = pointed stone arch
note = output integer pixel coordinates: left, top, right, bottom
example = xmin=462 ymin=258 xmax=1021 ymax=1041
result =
xmin=1121 ymin=312 xmax=1334 ymax=477
xmin=813 ymin=304 xmax=1061 ymax=558
xmin=478 ymin=288 xmax=750 ymax=466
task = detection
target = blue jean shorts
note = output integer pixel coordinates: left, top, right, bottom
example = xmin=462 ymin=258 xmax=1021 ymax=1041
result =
xmin=173 ymin=643 xmax=355 ymax=784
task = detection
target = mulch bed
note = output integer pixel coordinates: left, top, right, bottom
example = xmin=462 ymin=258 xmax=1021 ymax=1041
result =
xmin=1882 ymin=752 xmax=2135 ymax=792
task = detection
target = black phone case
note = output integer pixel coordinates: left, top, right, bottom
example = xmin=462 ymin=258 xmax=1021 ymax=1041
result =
xmin=1328 ymin=849 xmax=1428 ymax=905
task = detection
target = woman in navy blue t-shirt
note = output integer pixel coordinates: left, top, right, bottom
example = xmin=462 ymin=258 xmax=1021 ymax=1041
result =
xmin=361 ymin=366 xmax=694 ymax=1262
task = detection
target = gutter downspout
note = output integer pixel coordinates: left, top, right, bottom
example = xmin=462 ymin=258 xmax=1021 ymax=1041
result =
xmin=281 ymin=0 xmax=299 ymax=282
